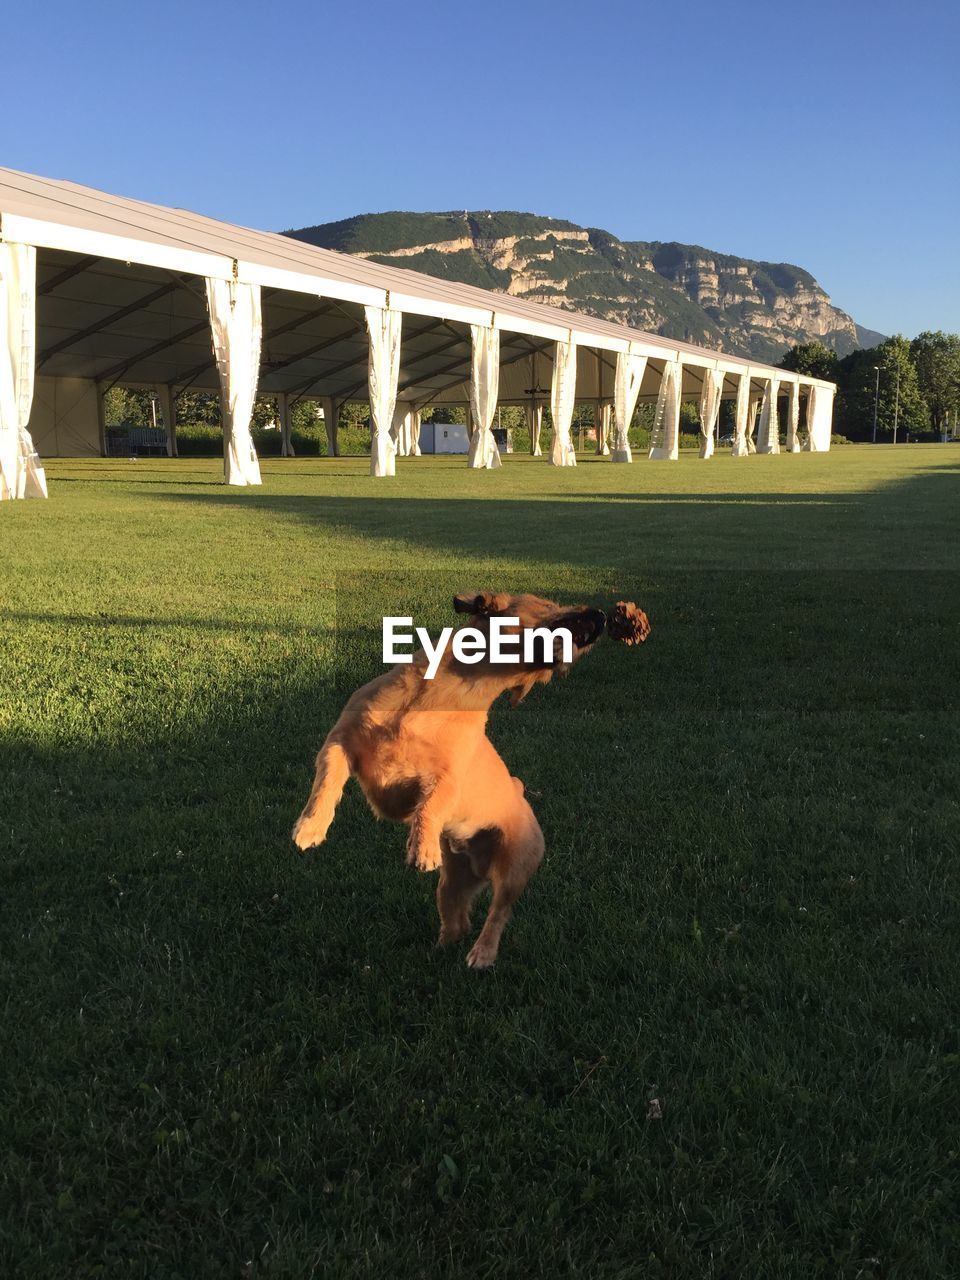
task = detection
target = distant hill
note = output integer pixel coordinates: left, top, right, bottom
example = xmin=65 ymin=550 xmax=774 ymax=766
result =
xmin=284 ymin=211 xmax=882 ymax=364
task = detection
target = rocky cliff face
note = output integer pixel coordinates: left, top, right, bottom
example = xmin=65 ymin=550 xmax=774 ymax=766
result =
xmin=285 ymin=211 xmax=867 ymax=363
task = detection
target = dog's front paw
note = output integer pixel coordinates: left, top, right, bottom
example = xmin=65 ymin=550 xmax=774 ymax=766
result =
xmin=466 ymin=939 xmax=497 ymax=970
xmin=406 ymin=830 xmax=443 ymax=873
xmin=292 ymin=813 xmax=329 ymax=851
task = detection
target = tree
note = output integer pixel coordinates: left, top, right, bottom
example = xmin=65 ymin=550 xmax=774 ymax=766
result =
xmin=102 ymin=386 xmax=155 ymax=428
xmin=175 ymin=391 xmax=220 ymax=426
xmin=339 ymin=401 xmax=372 ymax=429
xmin=834 ymin=338 xmax=927 ymax=441
xmin=777 ymin=341 xmax=839 ymax=383
xmin=910 ymin=331 xmax=960 ymax=436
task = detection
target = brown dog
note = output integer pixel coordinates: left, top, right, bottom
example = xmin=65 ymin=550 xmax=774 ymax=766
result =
xmin=292 ymin=592 xmax=609 ymax=968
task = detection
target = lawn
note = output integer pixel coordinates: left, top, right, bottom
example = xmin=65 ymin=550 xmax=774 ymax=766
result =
xmin=1 ymin=447 xmax=958 ymax=1278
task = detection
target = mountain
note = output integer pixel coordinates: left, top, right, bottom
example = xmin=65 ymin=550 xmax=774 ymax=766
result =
xmin=284 ymin=211 xmax=878 ymax=364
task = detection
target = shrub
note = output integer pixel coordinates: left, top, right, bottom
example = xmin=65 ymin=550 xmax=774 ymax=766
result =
xmin=173 ymin=422 xmax=372 ymax=457
xmin=174 ymin=424 xmax=223 ymax=456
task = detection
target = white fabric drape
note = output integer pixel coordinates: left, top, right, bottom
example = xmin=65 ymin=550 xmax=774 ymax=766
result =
xmin=698 ymin=368 xmax=723 ymax=459
xmin=803 ymin=385 xmax=817 ymax=451
xmin=549 ymin=337 xmax=577 ymax=466
xmin=816 ymin=386 xmax=835 ymax=451
xmin=0 ymin=243 xmax=46 ymax=501
xmin=365 ymin=305 xmax=402 ymax=476
xmin=648 ymin=360 xmax=682 ymax=460
xmin=320 ymin=396 xmax=339 ymax=457
xmin=613 ymin=350 xmax=647 ymax=463
xmin=746 ymin=394 xmax=760 ymax=453
xmin=275 ymin=391 xmax=292 ymax=458
xmin=468 ymin=324 xmax=502 ymax=469
xmin=595 ymin=402 xmax=611 ymax=455
xmin=787 ymin=382 xmax=801 ymax=452
xmin=392 ymin=405 xmax=421 ymax=457
xmin=156 ymin=384 xmax=178 ymax=458
xmin=804 ymin=384 xmax=834 ymax=451
xmin=205 ymin=277 xmax=262 ymax=487
xmin=392 ymin=402 xmax=409 ymax=456
xmin=526 ymin=402 xmax=543 ymax=456
xmin=731 ymin=374 xmax=751 ymax=456
xmin=757 ymin=377 xmax=781 ymax=454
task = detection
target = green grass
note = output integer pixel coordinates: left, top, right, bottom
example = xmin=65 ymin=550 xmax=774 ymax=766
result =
xmin=1 ymin=447 xmax=958 ymax=1278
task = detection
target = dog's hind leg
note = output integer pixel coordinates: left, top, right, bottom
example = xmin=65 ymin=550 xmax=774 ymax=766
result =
xmin=407 ymin=773 xmax=460 ymax=873
xmin=292 ymin=738 xmax=351 ymax=850
xmin=436 ymin=841 xmax=486 ymax=947
xmin=466 ymin=822 xmax=545 ymax=970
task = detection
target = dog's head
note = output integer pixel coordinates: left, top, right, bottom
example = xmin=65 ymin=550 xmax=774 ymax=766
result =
xmin=452 ymin=591 xmax=608 ymax=704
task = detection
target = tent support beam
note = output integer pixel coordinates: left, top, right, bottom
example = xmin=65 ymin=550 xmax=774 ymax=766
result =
xmin=38 ymin=255 xmax=102 ymax=295
xmin=416 ymin=339 xmax=554 ymax=408
xmin=38 ymin=280 xmax=182 ymax=366
xmin=169 ymin=300 xmax=347 ymax=392
xmin=287 ymin=317 xmax=455 ymax=405
xmin=336 ymin=329 xmax=468 ymax=404
xmin=98 ymin=320 xmax=211 ymax=390
xmin=95 ymin=287 xmax=281 ymax=391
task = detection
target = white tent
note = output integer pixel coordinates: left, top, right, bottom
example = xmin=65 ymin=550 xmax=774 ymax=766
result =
xmin=0 ymin=166 xmax=837 ymax=494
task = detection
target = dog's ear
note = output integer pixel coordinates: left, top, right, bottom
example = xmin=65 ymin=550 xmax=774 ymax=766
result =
xmin=453 ymin=592 xmax=485 ymax=615
xmin=453 ymin=591 xmax=506 ymax=617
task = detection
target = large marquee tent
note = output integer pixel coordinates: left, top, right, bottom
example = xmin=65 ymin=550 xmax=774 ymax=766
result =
xmin=0 ymin=167 xmax=836 ymax=498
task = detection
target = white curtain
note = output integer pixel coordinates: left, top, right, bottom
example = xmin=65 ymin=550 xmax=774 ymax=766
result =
xmin=392 ymin=402 xmax=409 ymax=456
xmin=746 ymin=394 xmax=760 ymax=453
xmin=649 ymin=360 xmax=682 ymax=460
xmin=804 ymin=384 xmax=834 ymax=451
xmin=526 ymin=402 xmax=543 ymax=456
xmin=468 ymin=324 xmax=502 ymax=469
xmin=320 ymin=396 xmax=339 ymax=457
xmin=757 ymin=377 xmax=781 ymax=454
xmin=731 ymin=374 xmax=751 ymax=456
xmin=393 ymin=405 xmax=421 ymax=457
xmin=365 ymin=304 xmax=402 ymax=476
xmin=595 ymin=402 xmax=611 ymax=454
xmin=698 ymin=368 xmax=723 ymax=460
xmin=206 ymin=278 xmax=263 ymax=487
xmin=803 ymin=385 xmax=817 ymax=451
xmin=549 ymin=337 xmax=577 ymax=466
xmin=787 ymin=381 xmax=801 ymax=452
xmin=613 ymin=350 xmax=646 ymax=463
xmin=0 ymin=243 xmax=46 ymax=501
xmin=817 ymin=386 xmax=835 ymax=451
xmin=156 ymin=384 xmax=178 ymax=458
xmin=275 ymin=391 xmax=292 ymax=458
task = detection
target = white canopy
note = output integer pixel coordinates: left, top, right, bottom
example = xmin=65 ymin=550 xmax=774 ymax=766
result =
xmin=0 ymin=166 xmax=836 ymax=466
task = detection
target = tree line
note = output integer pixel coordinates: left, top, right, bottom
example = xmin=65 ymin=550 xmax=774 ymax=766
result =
xmin=102 ymin=330 xmax=960 ymax=449
xmin=778 ymin=332 xmax=960 ymax=441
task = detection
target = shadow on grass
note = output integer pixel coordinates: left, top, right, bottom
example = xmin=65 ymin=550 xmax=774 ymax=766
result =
xmin=3 ymin=465 xmax=960 ymax=1271
xmin=147 ymin=459 xmax=960 ymax=570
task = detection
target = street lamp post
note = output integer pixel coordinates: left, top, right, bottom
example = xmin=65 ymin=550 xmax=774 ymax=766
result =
xmin=892 ymin=366 xmax=901 ymax=444
xmin=871 ymin=366 xmax=880 ymax=444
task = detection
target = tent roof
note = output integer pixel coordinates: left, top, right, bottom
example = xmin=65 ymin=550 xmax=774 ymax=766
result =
xmin=0 ymin=167 xmax=836 ymax=401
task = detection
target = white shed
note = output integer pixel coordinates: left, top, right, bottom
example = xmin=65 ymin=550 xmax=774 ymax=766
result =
xmin=420 ymin=421 xmax=469 ymax=454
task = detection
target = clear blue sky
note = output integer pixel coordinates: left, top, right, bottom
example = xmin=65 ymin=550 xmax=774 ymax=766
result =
xmin=3 ymin=0 xmax=957 ymax=338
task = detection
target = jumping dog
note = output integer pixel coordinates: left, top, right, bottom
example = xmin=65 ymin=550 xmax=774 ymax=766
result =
xmin=293 ymin=592 xmax=610 ymax=968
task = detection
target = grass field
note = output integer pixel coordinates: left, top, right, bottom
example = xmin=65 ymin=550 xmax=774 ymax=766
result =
xmin=1 ymin=446 xmax=958 ymax=1277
